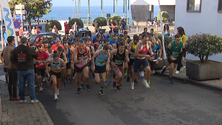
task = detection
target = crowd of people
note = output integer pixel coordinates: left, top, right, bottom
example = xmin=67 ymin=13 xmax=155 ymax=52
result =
xmin=1 ymin=23 xmax=187 ymax=102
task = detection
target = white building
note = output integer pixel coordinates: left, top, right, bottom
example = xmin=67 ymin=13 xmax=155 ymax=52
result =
xmin=175 ymin=0 xmax=222 ymax=62
xmin=131 ymin=0 xmax=175 ymax=26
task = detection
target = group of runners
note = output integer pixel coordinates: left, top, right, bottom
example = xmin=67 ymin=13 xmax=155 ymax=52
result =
xmin=3 ymin=26 xmax=187 ymax=101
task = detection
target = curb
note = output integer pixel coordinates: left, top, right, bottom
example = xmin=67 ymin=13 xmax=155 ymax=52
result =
xmin=157 ymin=72 xmax=222 ymax=92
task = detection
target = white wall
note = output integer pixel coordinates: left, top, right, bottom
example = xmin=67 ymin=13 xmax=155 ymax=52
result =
xmin=175 ymin=0 xmax=222 ymax=62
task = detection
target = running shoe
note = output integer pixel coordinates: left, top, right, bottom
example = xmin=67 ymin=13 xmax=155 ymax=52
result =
xmin=39 ymin=86 xmax=43 ymax=92
xmin=175 ymin=70 xmax=180 ymax=74
xmin=99 ymin=90 xmax=105 ymax=95
xmin=31 ymin=100 xmax=39 ymax=104
xmin=130 ymin=82 xmax=134 ymax=90
xmin=81 ymin=84 xmax=85 ymax=90
xmin=77 ymin=88 xmax=81 ymax=94
xmin=116 ymin=86 xmax=121 ymax=91
xmin=105 ymin=81 xmax=109 ymax=85
xmin=113 ymin=80 xmax=116 ymax=88
xmin=20 ymin=100 xmax=27 ymax=103
xmin=43 ymin=77 xmax=46 ymax=82
xmin=127 ymin=76 xmax=130 ymax=82
xmin=86 ymin=85 xmax=90 ymax=92
xmin=54 ymin=95 xmax=58 ymax=101
xmin=142 ymin=79 xmax=150 ymax=88
xmin=180 ymin=66 xmax=185 ymax=71
xmin=63 ymin=82 xmax=66 ymax=87
xmin=69 ymin=78 xmax=72 ymax=84
xmin=148 ymin=81 xmax=151 ymax=85
xmin=134 ymin=79 xmax=138 ymax=84
xmin=160 ymin=66 xmax=166 ymax=75
xmin=169 ymin=78 xmax=174 ymax=84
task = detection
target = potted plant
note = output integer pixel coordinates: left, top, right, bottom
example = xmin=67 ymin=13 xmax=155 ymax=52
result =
xmin=186 ymin=33 xmax=222 ymax=80
xmin=154 ymin=34 xmax=173 ymax=69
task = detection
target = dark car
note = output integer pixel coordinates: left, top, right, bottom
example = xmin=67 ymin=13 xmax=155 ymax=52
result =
xmin=28 ymin=32 xmax=61 ymax=45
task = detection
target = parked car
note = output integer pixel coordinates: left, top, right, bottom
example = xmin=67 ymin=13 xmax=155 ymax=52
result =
xmin=28 ymin=32 xmax=61 ymax=45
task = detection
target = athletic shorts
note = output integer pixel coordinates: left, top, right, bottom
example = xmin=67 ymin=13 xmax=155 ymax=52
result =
xmin=128 ymin=59 xmax=134 ymax=66
xmin=66 ymin=62 xmax=71 ymax=69
xmin=167 ymin=55 xmax=179 ymax=64
xmin=65 ymin=31 xmax=69 ymax=35
xmin=50 ymin=70 xmax=62 ymax=79
xmin=134 ymin=58 xmax=149 ymax=72
xmin=3 ymin=68 xmax=7 ymax=72
xmin=36 ymin=68 xmax=46 ymax=77
xmin=112 ymin=66 xmax=123 ymax=75
xmin=148 ymin=60 xmax=156 ymax=71
xmin=94 ymin=65 xmax=106 ymax=73
xmin=74 ymin=64 xmax=88 ymax=73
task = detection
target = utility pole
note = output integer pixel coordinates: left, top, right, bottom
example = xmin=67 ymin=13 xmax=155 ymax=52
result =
xmin=78 ymin=0 xmax=81 ymax=19
xmin=113 ymin=0 xmax=115 ymax=15
xmin=0 ymin=5 xmax=3 ymax=50
xmin=88 ymin=0 xmax=90 ymax=26
xmin=101 ymin=0 xmax=103 ymax=17
xmin=75 ymin=0 xmax=77 ymax=18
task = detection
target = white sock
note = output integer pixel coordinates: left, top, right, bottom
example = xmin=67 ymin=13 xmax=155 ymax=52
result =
xmin=54 ymin=94 xmax=58 ymax=98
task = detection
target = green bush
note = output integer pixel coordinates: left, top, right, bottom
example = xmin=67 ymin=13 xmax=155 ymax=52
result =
xmin=69 ymin=18 xmax=84 ymax=29
xmin=94 ymin=17 xmax=107 ymax=27
xmin=45 ymin=20 xmax=62 ymax=32
xmin=158 ymin=34 xmax=173 ymax=50
xmin=109 ymin=15 xmax=121 ymax=26
xmin=186 ymin=33 xmax=222 ymax=63
xmin=157 ymin=11 xmax=170 ymax=21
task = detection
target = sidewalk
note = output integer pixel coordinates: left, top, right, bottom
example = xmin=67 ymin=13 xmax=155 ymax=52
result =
xmin=157 ymin=69 xmax=222 ymax=91
xmin=0 ymin=81 xmax=54 ymax=125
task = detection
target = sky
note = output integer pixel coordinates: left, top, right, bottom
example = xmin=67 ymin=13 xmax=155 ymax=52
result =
xmin=52 ymin=0 xmax=128 ymax=7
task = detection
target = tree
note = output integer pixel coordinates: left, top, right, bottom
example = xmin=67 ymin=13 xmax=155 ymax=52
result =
xmin=94 ymin=17 xmax=107 ymax=27
xmin=69 ymin=18 xmax=84 ymax=29
xmin=45 ymin=20 xmax=61 ymax=32
xmin=9 ymin=0 xmax=52 ymax=30
xmin=157 ymin=11 xmax=170 ymax=22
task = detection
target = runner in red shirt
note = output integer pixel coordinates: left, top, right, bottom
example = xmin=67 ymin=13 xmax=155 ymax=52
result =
xmin=64 ymin=22 xmax=70 ymax=38
xmin=52 ymin=39 xmax=64 ymax=51
xmin=36 ymin=45 xmax=49 ymax=92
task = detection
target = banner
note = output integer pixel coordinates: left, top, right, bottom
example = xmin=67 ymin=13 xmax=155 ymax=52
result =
xmin=0 ymin=0 xmax=18 ymax=46
xmin=158 ymin=0 xmax=167 ymax=60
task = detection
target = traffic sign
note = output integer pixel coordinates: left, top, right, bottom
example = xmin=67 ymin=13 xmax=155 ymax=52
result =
xmin=16 ymin=15 xmax=26 ymax=20
xmin=13 ymin=20 xmax=20 ymax=29
xmin=15 ymin=4 xmax=25 ymax=10
xmin=15 ymin=10 xmax=26 ymax=15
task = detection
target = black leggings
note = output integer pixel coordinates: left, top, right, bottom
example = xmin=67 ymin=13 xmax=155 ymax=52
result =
xmin=177 ymin=52 xmax=184 ymax=71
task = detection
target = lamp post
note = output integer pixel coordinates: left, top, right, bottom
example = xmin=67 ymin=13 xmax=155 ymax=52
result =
xmin=116 ymin=0 xmax=118 ymax=15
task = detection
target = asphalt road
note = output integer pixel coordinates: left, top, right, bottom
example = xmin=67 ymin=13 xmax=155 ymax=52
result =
xmin=36 ymin=73 xmax=222 ymax=125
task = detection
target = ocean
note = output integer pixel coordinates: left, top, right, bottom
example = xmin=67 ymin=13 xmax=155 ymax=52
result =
xmin=40 ymin=6 xmax=159 ymax=24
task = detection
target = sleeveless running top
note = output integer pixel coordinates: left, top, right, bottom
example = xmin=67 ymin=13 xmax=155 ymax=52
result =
xmin=51 ymin=58 xmax=62 ymax=69
xmin=130 ymin=40 xmax=137 ymax=59
xmin=75 ymin=46 xmax=88 ymax=68
xmin=170 ymin=41 xmax=183 ymax=58
xmin=137 ymin=41 xmax=149 ymax=60
xmin=113 ymin=49 xmax=125 ymax=67
xmin=65 ymin=48 xmax=71 ymax=62
xmin=95 ymin=49 xmax=109 ymax=67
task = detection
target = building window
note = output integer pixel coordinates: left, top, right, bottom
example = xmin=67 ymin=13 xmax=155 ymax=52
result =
xmin=187 ymin=0 xmax=202 ymax=12
xmin=218 ymin=0 xmax=222 ymax=12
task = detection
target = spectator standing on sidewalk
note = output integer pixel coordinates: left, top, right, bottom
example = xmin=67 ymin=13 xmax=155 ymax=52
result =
xmin=2 ymin=36 xmax=19 ymax=101
xmin=73 ymin=22 xmax=78 ymax=37
xmin=10 ymin=37 xmax=39 ymax=103
xmin=36 ymin=26 xmax=41 ymax=34
xmin=93 ymin=19 xmax=100 ymax=33
xmin=19 ymin=27 xmax=23 ymax=39
xmin=64 ymin=21 xmax=70 ymax=38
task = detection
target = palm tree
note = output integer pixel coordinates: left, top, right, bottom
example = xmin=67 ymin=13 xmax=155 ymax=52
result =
xmin=88 ymin=0 xmax=90 ymax=25
xmin=101 ymin=0 xmax=103 ymax=17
